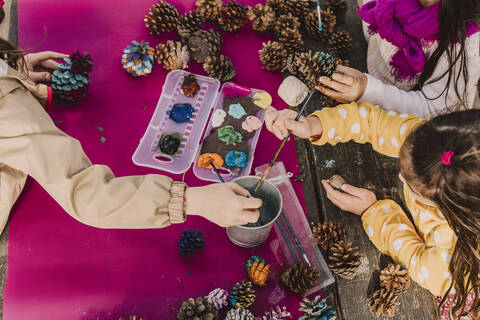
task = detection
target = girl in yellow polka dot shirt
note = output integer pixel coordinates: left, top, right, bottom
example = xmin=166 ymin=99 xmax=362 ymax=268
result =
xmin=265 ymin=103 xmax=480 ymax=318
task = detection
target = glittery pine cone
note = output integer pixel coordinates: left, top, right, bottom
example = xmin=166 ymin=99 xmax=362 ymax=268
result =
xmin=327 ymin=240 xmax=361 ymax=280
xmin=203 ymin=55 xmax=236 ymax=82
xmin=121 ymin=41 xmax=155 ymax=77
xmin=70 ymin=50 xmax=94 ymax=74
xmin=273 ymin=13 xmax=300 ymax=38
xmin=144 ymin=1 xmax=179 ymax=35
xmin=312 ymin=221 xmax=346 ymax=252
xmin=259 ymin=41 xmax=288 ymax=72
xmin=177 ymin=297 xmax=218 ymax=320
xmin=178 ymin=230 xmax=205 ymax=255
xmin=327 ymin=0 xmax=347 ymax=24
xmin=305 ymin=8 xmax=336 ymax=41
xmin=177 ymin=10 xmax=205 ymax=39
xmin=299 ymin=296 xmax=337 ymax=320
xmin=368 ymin=288 xmax=400 ymax=318
xmin=277 ymin=28 xmax=304 ymax=54
xmin=229 ymin=280 xmax=256 ymax=309
xmin=286 ymin=51 xmax=337 ymax=89
xmin=217 ymin=1 xmax=248 ymax=33
xmin=187 ymin=29 xmax=223 ymax=63
xmin=155 ymin=40 xmax=190 ymax=70
xmin=247 ymin=4 xmax=275 ymax=33
xmin=255 ymin=306 xmax=291 ymax=320
xmin=225 ymin=308 xmax=255 ymax=320
xmin=246 ymin=256 xmax=270 ymax=287
xmin=380 ymin=264 xmax=411 ymax=296
xmin=206 ymin=288 xmax=229 ymax=310
xmin=328 ymin=31 xmax=353 ymax=58
xmin=196 ymin=0 xmax=223 ymax=22
xmin=280 ymin=262 xmax=320 ymax=294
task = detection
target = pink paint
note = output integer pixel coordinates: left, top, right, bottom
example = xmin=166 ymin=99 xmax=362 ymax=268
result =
xmin=242 ymin=115 xmax=263 ymax=132
xmin=222 ymin=83 xmax=252 ymax=97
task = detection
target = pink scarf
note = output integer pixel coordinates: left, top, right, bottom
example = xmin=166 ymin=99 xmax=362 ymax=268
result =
xmin=358 ymin=0 xmax=480 ymax=81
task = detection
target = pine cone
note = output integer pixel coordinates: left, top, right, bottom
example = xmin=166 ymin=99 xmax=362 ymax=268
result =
xmin=328 ymin=240 xmax=361 ymax=280
xmin=225 ymin=308 xmax=254 ymax=320
xmin=203 ymin=55 xmax=236 ymax=82
xmin=247 ymin=4 xmax=275 ymax=33
xmin=196 ymin=0 xmax=223 ymax=22
xmin=246 ymin=256 xmax=270 ymax=287
xmin=259 ymin=41 xmax=288 ymax=72
xmin=229 ymin=280 xmax=256 ymax=309
xmin=328 ymin=31 xmax=353 ymax=58
xmin=334 ymin=56 xmax=350 ymax=67
xmin=122 ymin=41 xmax=155 ymax=77
xmin=281 ymin=0 xmax=312 ymax=20
xmin=280 ymin=262 xmax=320 ymax=294
xmin=299 ymin=296 xmax=337 ymax=320
xmin=321 ymin=94 xmax=340 ymax=108
xmin=273 ymin=13 xmax=300 ymax=38
xmin=305 ymin=8 xmax=336 ymax=41
xmin=217 ymin=1 xmax=248 ymax=32
xmin=326 ymin=0 xmax=347 ymax=24
xmin=177 ymin=297 xmax=218 ymax=320
xmin=178 ymin=11 xmax=205 ymax=39
xmin=187 ymin=29 xmax=223 ymax=63
xmin=380 ymin=264 xmax=411 ymax=295
xmin=312 ymin=221 xmax=346 ymax=252
xmin=255 ymin=306 xmax=291 ymax=320
xmin=70 ymin=50 xmax=93 ymax=74
xmin=155 ymin=40 xmax=190 ymax=70
xmin=206 ymin=288 xmax=229 ymax=310
xmin=286 ymin=51 xmax=337 ymax=88
xmin=368 ymin=288 xmax=400 ymax=318
xmin=178 ymin=230 xmax=205 ymax=255
xmin=144 ymin=1 xmax=179 ymax=35
xmin=277 ymin=28 xmax=304 ymax=54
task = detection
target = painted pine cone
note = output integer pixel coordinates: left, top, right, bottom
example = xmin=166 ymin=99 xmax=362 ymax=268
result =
xmin=217 ymin=1 xmax=248 ymax=33
xmin=155 ymin=40 xmax=190 ymax=70
xmin=178 ymin=11 xmax=205 ymax=39
xmin=203 ymin=55 xmax=236 ymax=82
xmin=70 ymin=50 xmax=93 ymax=74
xmin=247 ymin=4 xmax=275 ymax=33
xmin=121 ymin=41 xmax=154 ymax=77
xmin=229 ymin=280 xmax=256 ymax=309
xmin=177 ymin=297 xmax=218 ymax=320
xmin=328 ymin=31 xmax=353 ymax=58
xmin=205 ymin=288 xmax=229 ymax=310
xmin=312 ymin=220 xmax=346 ymax=252
xmin=178 ymin=230 xmax=205 ymax=255
xmin=259 ymin=41 xmax=288 ymax=72
xmin=187 ymin=29 xmax=223 ymax=63
xmin=195 ymin=0 xmax=223 ymax=22
xmin=368 ymin=288 xmax=400 ymax=318
xmin=273 ymin=13 xmax=300 ymax=38
xmin=225 ymin=308 xmax=254 ymax=320
xmin=277 ymin=28 xmax=304 ymax=54
xmin=326 ymin=0 xmax=347 ymax=24
xmin=51 ymin=52 xmax=92 ymax=103
xmin=327 ymin=240 xmax=361 ymax=280
xmin=299 ymin=296 xmax=337 ymax=320
xmin=246 ymin=256 xmax=270 ymax=287
xmin=305 ymin=8 xmax=336 ymax=41
xmin=280 ymin=262 xmax=320 ymax=294
xmin=144 ymin=1 xmax=179 ymax=34
xmin=255 ymin=306 xmax=291 ymax=320
xmin=379 ymin=264 xmax=411 ymax=295
xmin=286 ymin=51 xmax=337 ymax=88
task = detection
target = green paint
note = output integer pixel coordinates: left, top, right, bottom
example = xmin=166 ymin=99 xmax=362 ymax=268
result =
xmin=218 ymin=125 xmax=243 ymax=145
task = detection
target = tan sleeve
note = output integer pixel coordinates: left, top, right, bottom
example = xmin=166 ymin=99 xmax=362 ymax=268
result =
xmin=0 ymin=79 xmax=187 ymax=229
xmin=0 ymin=164 xmax=28 ymax=233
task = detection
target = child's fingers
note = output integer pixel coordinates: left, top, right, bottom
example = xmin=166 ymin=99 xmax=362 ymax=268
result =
xmin=332 ymin=73 xmax=354 ymax=86
xmin=319 ymin=76 xmax=349 ymax=93
xmin=35 ymin=51 xmax=69 ymax=61
xmin=285 ymin=120 xmax=306 ymax=137
xmin=341 ymin=184 xmax=368 ymax=198
xmin=335 ymin=65 xmax=353 ymax=74
xmin=29 ymin=71 xmax=51 ymax=82
xmin=228 ymin=182 xmax=251 ymax=197
xmin=316 ymin=85 xmax=343 ymax=100
xmin=322 ymin=180 xmax=354 ymax=207
xmin=240 ymin=196 xmax=263 ymax=209
xmin=40 ymin=59 xmax=60 ymax=70
xmin=240 ymin=209 xmax=260 ymax=224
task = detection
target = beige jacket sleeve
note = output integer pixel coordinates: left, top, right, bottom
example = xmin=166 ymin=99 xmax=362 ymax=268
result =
xmin=0 ymin=74 xmax=187 ymax=230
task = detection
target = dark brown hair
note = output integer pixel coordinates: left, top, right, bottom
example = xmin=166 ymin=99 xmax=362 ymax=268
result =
xmin=400 ymin=109 xmax=480 ymax=318
xmin=0 ymin=38 xmax=26 ymax=73
xmin=418 ymin=0 xmax=480 ymax=111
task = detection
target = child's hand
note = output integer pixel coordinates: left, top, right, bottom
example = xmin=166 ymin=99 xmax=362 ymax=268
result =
xmin=24 ymin=51 xmax=69 ymax=83
xmin=185 ymin=182 xmax=262 ymax=227
xmin=321 ymin=180 xmax=377 ymax=216
xmin=265 ymin=107 xmax=323 ymax=140
xmin=316 ymin=65 xmax=368 ymax=103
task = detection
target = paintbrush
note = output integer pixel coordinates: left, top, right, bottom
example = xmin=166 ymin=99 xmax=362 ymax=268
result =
xmin=210 ymin=161 xmax=225 ymax=183
xmin=254 ymin=90 xmax=315 ymax=192
xmin=316 ymin=0 xmax=323 ymax=31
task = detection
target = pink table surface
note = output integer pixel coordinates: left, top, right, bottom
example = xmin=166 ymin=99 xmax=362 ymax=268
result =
xmin=7 ymin=0 xmax=313 ymax=319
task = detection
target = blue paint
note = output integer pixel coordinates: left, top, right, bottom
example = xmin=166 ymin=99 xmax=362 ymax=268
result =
xmin=225 ymin=151 xmax=248 ymax=168
xmin=324 ymin=159 xmax=336 ymax=168
xmin=228 ymin=103 xmax=247 ymax=119
xmin=168 ymin=103 xmax=195 ymax=123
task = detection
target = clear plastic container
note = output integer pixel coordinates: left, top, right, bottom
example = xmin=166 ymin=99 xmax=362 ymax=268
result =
xmin=254 ymin=161 xmax=335 ymax=296
xmin=132 ymin=70 xmax=220 ymax=174
xmin=193 ymin=82 xmax=266 ymax=182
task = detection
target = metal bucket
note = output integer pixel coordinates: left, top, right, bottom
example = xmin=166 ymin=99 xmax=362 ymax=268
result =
xmin=226 ymin=176 xmax=283 ymax=248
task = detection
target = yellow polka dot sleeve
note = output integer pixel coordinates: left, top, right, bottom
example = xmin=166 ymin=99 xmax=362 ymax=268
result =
xmin=363 ymin=200 xmax=454 ymax=296
xmin=309 ymin=102 xmax=422 ymax=158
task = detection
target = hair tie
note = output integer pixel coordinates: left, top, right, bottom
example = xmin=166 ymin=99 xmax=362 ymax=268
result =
xmin=441 ymin=151 xmax=455 ymax=166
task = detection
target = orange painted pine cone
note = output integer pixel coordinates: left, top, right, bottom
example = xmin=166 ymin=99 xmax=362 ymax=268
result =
xmin=246 ymin=256 xmax=270 ymax=286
